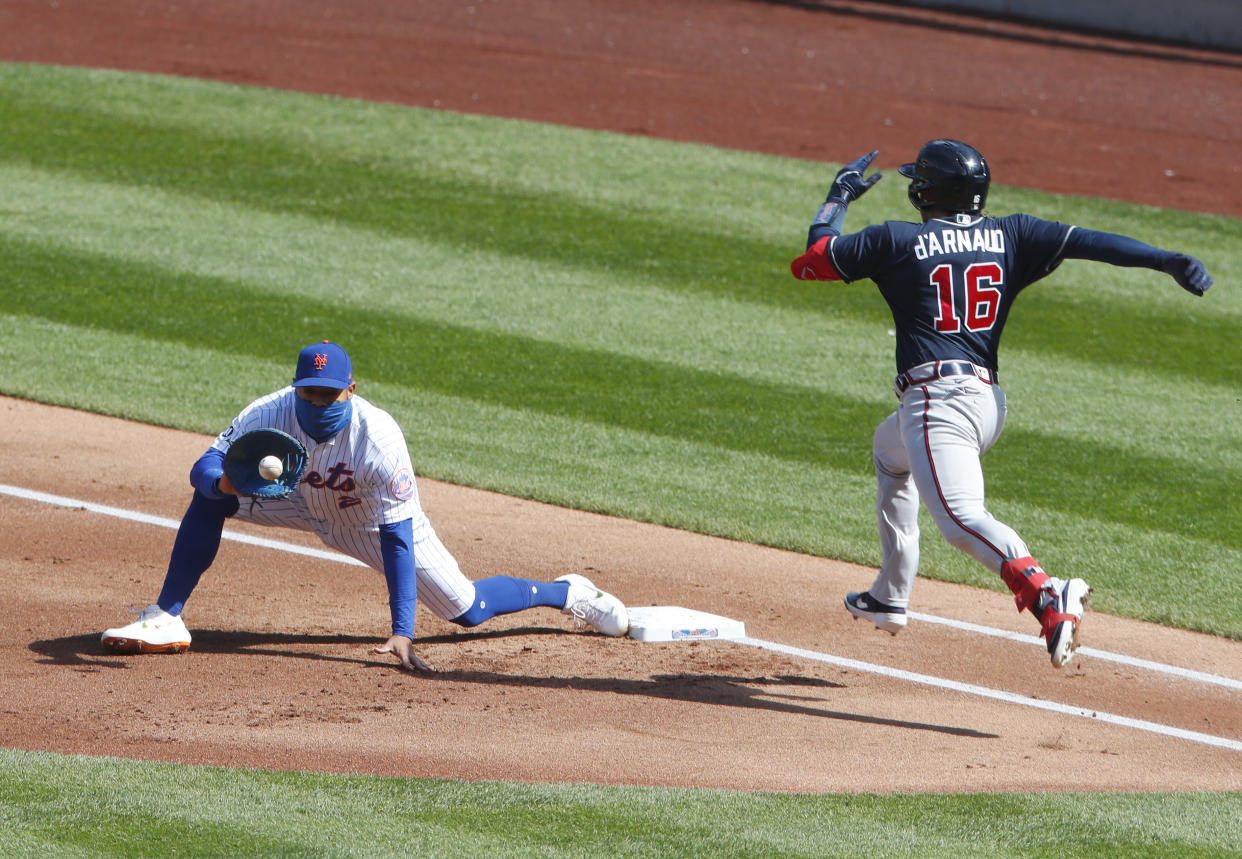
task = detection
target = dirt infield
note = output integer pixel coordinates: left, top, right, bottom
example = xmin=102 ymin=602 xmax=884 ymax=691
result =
xmin=2 ymin=1 xmax=1240 ymax=793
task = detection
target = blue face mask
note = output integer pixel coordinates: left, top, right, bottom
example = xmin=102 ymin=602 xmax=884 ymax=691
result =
xmin=295 ymin=396 xmax=353 ymax=443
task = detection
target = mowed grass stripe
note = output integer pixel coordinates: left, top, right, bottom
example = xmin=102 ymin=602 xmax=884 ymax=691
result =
xmin=4 ymin=167 xmax=1232 ymax=499
xmin=0 ymin=89 xmax=1236 ymax=388
xmin=0 ymin=96 xmax=786 ymax=300
xmin=0 ymin=164 xmax=891 ymax=398
xmin=4 ymin=237 xmax=1238 ymax=550
xmin=5 ymin=165 xmax=1231 ymax=477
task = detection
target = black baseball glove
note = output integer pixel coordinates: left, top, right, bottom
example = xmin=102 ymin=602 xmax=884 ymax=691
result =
xmin=222 ymin=428 xmax=308 ymax=500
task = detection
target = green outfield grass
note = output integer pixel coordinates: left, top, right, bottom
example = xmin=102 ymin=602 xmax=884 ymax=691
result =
xmin=1 ymin=63 xmax=1239 ymax=855
xmin=1 ymin=750 xmax=1239 ymax=858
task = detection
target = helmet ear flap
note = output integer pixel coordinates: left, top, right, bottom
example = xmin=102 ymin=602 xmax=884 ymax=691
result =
xmin=907 ymin=180 xmax=927 ymax=211
xmin=899 ymin=161 xmax=928 ymax=212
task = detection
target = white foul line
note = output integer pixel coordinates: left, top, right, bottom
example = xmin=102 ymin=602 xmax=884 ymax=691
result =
xmin=907 ymin=611 xmax=1242 ymax=693
xmin=740 ymin=637 xmax=1242 ymax=753
xmin=0 ymin=483 xmax=367 ymax=567
xmin=4 ymin=482 xmax=1240 ymax=753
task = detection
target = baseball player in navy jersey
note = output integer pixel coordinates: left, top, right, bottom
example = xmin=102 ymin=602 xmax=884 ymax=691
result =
xmin=102 ymin=340 xmax=629 ymax=671
xmin=791 ymin=140 xmax=1212 ymax=667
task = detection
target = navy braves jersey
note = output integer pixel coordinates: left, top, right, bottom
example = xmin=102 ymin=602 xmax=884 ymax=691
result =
xmin=795 ymin=213 xmax=1073 ymax=373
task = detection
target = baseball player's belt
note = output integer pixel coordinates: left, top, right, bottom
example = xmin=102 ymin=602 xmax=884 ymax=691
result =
xmin=894 ymin=360 xmax=997 ymax=396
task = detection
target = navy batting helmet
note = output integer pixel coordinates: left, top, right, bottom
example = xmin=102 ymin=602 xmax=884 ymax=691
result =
xmin=899 ymin=139 xmax=990 ymax=215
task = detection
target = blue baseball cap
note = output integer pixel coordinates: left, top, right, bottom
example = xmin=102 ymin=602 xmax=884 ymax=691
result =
xmin=292 ymin=340 xmax=354 ymax=389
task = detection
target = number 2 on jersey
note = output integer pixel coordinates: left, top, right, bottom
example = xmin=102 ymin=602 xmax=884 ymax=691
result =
xmin=930 ymin=262 xmax=1002 ymax=332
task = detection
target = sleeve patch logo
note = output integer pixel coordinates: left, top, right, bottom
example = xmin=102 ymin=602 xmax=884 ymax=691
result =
xmin=390 ymin=468 xmax=415 ymax=501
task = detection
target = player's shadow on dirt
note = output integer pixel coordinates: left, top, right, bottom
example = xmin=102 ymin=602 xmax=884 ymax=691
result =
xmin=31 ymin=627 xmax=997 ymax=738
xmin=28 ymin=625 xmax=575 ymax=669
xmin=437 ymin=668 xmax=997 ymax=738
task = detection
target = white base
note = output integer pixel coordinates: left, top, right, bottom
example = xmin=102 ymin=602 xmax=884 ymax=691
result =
xmin=626 ymin=606 xmax=746 ymax=642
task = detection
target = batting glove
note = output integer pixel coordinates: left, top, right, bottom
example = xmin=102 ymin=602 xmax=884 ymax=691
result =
xmin=1163 ymin=253 xmax=1213 ymax=296
xmin=827 ymin=150 xmax=883 ymax=203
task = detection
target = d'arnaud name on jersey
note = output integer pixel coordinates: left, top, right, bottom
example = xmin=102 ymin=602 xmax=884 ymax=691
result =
xmin=913 ymin=227 xmax=1005 ymax=261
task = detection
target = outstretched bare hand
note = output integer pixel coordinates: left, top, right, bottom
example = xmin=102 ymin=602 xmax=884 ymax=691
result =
xmin=374 ymin=635 xmax=435 ymax=673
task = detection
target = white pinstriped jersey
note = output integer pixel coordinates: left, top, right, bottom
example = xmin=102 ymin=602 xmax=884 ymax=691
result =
xmin=211 ymin=388 xmax=425 ymax=562
xmin=210 ymin=387 xmax=478 ymax=622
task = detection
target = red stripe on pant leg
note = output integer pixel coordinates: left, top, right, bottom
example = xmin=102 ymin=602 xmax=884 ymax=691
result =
xmin=919 ymin=385 xmax=1006 ymax=564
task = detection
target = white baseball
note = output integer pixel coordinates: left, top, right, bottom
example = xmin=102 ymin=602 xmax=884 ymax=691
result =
xmin=258 ymin=455 xmax=284 ymax=480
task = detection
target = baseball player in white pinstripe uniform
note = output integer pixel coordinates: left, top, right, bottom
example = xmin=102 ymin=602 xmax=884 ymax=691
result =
xmin=102 ymin=341 xmax=629 ymax=671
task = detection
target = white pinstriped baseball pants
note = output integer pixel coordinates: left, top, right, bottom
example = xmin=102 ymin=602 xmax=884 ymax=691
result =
xmin=867 ymin=374 xmax=1031 ymax=608
xmin=236 ymin=501 xmax=476 ymax=621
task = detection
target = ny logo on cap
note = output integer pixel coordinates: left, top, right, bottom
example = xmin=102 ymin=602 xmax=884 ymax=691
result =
xmin=313 ymin=353 xmax=328 ymax=371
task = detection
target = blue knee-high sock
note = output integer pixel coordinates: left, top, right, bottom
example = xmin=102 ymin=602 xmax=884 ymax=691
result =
xmin=156 ymin=491 xmax=239 ymax=616
xmin=452 ymin=576 xmax=569 ymax=627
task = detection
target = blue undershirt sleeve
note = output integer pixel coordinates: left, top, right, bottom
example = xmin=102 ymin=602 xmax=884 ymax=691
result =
xmin=379 ymin=518 xmax=417 ymax=639
xmin=1060 ymin=227 xmax=1172 ymax=269
xmin=189 ymin=447 xmax=229 ymax=500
